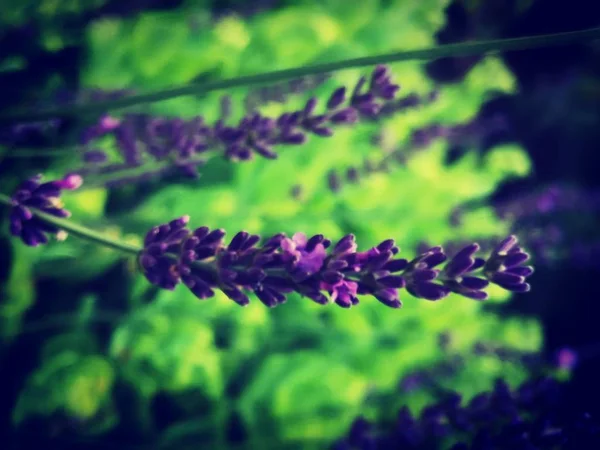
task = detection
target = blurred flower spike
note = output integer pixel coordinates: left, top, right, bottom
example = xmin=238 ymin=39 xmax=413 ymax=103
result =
xmin=8 ymin=173 xmax=82 ymax=246
xmin=76 ymin=65 xmax=402 ymax=185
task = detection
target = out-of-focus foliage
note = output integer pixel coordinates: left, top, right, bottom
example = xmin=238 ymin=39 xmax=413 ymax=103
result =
xmin=1 ymin=0 xmax=544 ymax=448
xmin=0 ymin=242 xmax=36 ymax=339
xmin=13 ymin=331 xmax=116 ymax=430
xmin=0 ymin=0 xmax=107 ymax=27
xmin=110 ymin=296 xmax=224 ymax=398
xmin=0 ymin=0 xmax=108 ymax=52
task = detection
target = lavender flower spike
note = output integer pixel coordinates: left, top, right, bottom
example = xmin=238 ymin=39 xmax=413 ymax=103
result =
xmin=8 ymin=173 xmax=82 ymax=246
xmin=334 ymin=375 xmax=600 ymax=450
xmin=138 ymin=219 xmax=534 ymax=308
xmin=73 ymin=65 xmax=401 ymax=185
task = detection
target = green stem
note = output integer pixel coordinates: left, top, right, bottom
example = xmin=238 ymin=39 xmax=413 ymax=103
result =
xmin=0 ymin=193 xmax=141 ymax=255
xmin=2 ymin=26 xmax=599 ymax=123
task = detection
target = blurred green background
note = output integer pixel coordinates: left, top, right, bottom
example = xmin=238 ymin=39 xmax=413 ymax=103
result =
xmin=0 ymin=0 xmax=569 ymax=449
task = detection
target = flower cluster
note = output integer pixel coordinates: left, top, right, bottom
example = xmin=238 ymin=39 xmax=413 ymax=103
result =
xmin=7 ymin=174 xmax=83 ymax=246
xmin=75 ymin=65 xmax=400 ymax=185
xmin=139 ymin=219 xmax=533 ymax=308
xmin=333 ymin=376 xmax=600 ymax=450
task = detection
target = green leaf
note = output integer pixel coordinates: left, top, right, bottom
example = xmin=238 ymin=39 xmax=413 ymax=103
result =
xmin=110 ymin=291 xmax=225 ymax=397
xmin=13 ymin=352 xmax=115 ymax=424
xmin=239 ymin=352 xmax=368 ymax=443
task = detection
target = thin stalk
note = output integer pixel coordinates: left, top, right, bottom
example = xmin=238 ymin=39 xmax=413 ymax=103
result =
xmin=1 ymin=26 xmax=599 ymax=123
xmin=0 ymin=193 xmax=141 ymax=255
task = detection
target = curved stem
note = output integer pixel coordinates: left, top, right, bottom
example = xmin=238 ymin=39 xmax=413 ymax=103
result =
xmin=1 ymin=26 xmax=599 ymax=123
xmin=0 ymin=193 xmax=141 ymax=255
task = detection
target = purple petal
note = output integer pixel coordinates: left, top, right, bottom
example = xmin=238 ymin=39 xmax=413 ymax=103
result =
xmin=240 ymin=234 xmax=261 ymax=251
xmin=193 ymin=226 xmax=210 ymax=240
xmin=303 ymin=97 xmax=318 ymax=116
xmin=505 ymin=266 xmax=534 ymax=277
xmin=222 ymin=287 xmax=250 ymax=306
xmin=493 ymin=235 xmax=519 ymax=255
xmin=311 ymin=126 xmax=333 ymax=137
xmin=254 ymin=287 xmax=278 ymax=307
xmin=413 ymin=282 xmax=450 ymax=300
xmin=470 ymin=258 xmax=486 ymax=271
xmin=202 ymin=229 xmax=226 ymax=245
xmin=329 ymin=108 xmax=358 ymax=124
xmin=490 ymin=272 xmax=525 ymax=287
xmin=412 ymin=269 xmax=439 ymax=282
xmin=503 ymin=252 xmax=530 ymax=268
xmin=322 ymin=270 xmax=344 ymax=284
xmin=305 ymin=234 xmax=324 ymax=252
xmin=374 ymin=289 xmax=402 ymax=308
xmin=252 ymin=143 xmax=277 ymax=159
xmin=168 ymin=215 xmax=190 ymax=230
xmin=444 ymin=254 xmax=475 ymax=278
xmin=13 ymin=205 xmax=33 ymax=221
xmin=378 ymin=275 xmax=406 ymax=288
xmin=383 ymin=259 xmax=409 ymax=272
xmin=139 ymin=254 xmax=157 ymax=269
xmin=422 ymin=251 xmax=447 ymax=268
xmin=460 ymin=276 xmax=489 ymax=290
xmin=334 ymin=234 xmax=357 ymax=254
xmin=327 ymin=87 xmax=346 ymax=109
xmin=461 ymin=290 xmax=489 ymax=301
xmin=376 ymin=239 xmax=396 ymax=252
xmin=228 ymin=231 xmax=249 ymax=251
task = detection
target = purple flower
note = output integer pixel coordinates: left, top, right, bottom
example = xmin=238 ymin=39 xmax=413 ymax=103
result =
xmin=280 ymin=232 xmax=328 ymax=280
xmin=75 ymin=66 xmax=401 ymax=187
xmin=137 ymin=218 xmax=533 ymax=309
xmin=440 ymin=243 xmax=490 ymax=300
xmin=8 ymin=173 xmax=82 ymax=246
xmin=484 ymin=235 xmax=533 ymax=292
xmin=138 ymin=216 xmax=191 ymax=290
xmin=334 ymin=374 xmax=600 ymax=449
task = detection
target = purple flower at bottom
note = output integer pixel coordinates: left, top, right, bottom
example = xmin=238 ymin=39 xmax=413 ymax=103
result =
xmin=333 ymin=375 xmax=600 ymax=450
xmin=8 ymin=173 xmax=82 ymax=246
xmin=133 ymin=217 xmax=533 ymax=309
